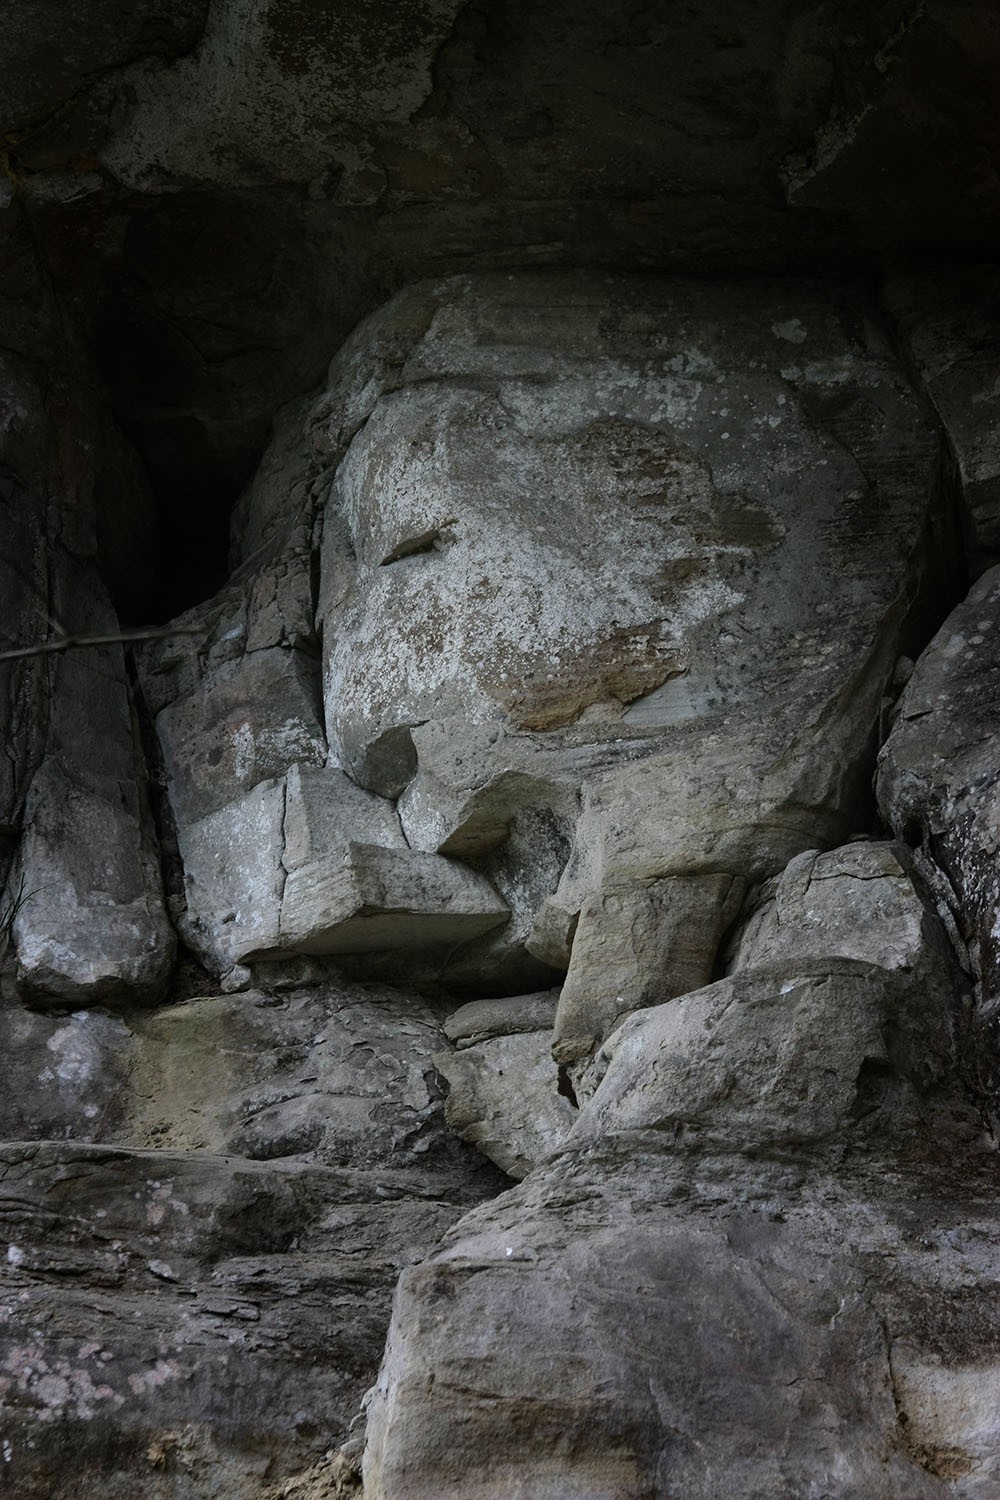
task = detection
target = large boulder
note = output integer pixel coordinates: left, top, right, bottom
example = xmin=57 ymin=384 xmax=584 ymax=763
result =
xmin=0 ymin=351 xmax=173 ymax=1007
xmin=876 ymin=565 xmax=1000 ymax=1013
xmin=361 ymin=861 xmax=990 ymax=1500
xmin=308 ymin=269 xmax=945 ymax=1047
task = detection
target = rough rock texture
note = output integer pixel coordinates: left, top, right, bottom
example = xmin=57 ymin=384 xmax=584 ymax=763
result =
xmin=877 ymin=566 xmax=1000 ymax=1025
xmin=0 ymin=976 xmax=503 ymax=1498
xmin=435 ymin=990 xmax=574 ymax=1179
xmin=1 ymin=353 xmax=173 ymax=1007
xmin=363 ymin=863 xmax=990 ymax=1500
xmin=884 ymin=267 xmax=1000 ymax=572
xmin=1 ymin=6 xmax=999 ymax=1492
xmin=310 ymin=270 xmax=947 ymax=1047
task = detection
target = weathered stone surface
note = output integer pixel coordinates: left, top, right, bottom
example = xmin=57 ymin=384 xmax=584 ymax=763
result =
xmin=581 ymin=959 xmax=955 ymax=1150
xmin=0 ymin=966 xmax=502 ymax=1498
xmin=156 ymin=647 xmax=326 ymax=825
xmin=0 ymin=356 xmax=172 ymax=1007
xmin=876 ymin=566 xmax=1000 ymax=1012
xmin=729 ymin=841 xmax=957 ymax=978
xmin=278 ymin=843 xmax=508 ymax=960
xmin=360 ymin=810 xmax=985 ymax=1498
xmin=444 ymin=990 xmax=560 ymax=1046
xmin=435 ymin=1032 xmax=575 ymax=1180
xmin=176 ymin=776 xmax=287 ymax=972
xmin=552 ymin=873 xmax=745 ymax=1083
xmin=0 ymin=6 xmax=997 ymax=1495
xmin=127 ymin=981 xmax=482 ymax=1174
xmin=364 ymin=1140 xmax=1000 ymax=1500
xmin=363 ymin=939 xmax=990 ymax=1500
xmin=885 ymin=267 xmax=1000 ymax=571
xmin=312 ymin=271 xmax=942 ymax=1029
xmin=318 ymin=273 xmax=936 ymax=785
xmin=0 ymin=996 xmax=135 ymax=1143
xmin=0 ymin=1142 xmax=493 ymax=1500
xmin=176 ymin=763 xmax=508 ymax=972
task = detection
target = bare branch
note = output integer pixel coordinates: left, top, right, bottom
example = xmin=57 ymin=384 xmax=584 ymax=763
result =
xmin=0 ymin=625 xmax=202 ymax=664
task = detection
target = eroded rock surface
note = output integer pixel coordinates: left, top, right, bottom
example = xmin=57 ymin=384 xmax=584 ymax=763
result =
xmin=0 ymin=975 xmax=503 ymax=1498
xmin=1 ymin=354 xmax=173 ymax=1007
xmin=0 ymin=122 xmax=997 ymax=1496
xmin=363 ymin=852 xmax=993 ymax=1500
xmin=877 ymin=566 xmax=1000 ymax=1031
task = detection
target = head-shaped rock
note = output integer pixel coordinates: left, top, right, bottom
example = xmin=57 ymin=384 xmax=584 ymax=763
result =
xmin=311 ymin=273 xmax=937 ymax=1059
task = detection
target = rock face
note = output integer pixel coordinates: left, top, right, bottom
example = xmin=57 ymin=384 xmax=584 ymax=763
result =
xmin=877 ymin=566 xmax=1000 ymax=1031
xmin=363 ymin=855 xmax=992 ymax=1500
xmin=885 ymin=268 xmax=1000 ymax=572
xmin=0 ymin=976 xmax=503 ymax=1499
xmin=1 ymin=354 xmax=173 ymax=1007
xmin=311 ymin=270 xmax=944 ymax=1071
xmin=1 ymin=9 xmax=999 ymax=1488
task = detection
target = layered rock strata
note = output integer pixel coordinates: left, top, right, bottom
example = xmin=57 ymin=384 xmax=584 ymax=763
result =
xmin=0 ymin=263 xmax=997 ymax=1499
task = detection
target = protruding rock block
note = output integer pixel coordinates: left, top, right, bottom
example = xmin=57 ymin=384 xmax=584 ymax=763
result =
xmin=877 ymin=564 xmax=1000 ymax=1006
xmin=13 ymin=617 xmax=174 ymax=1009
xmin=177 ymin=763 xmax=508 ymax=970
xmin=729 ymin=841 xmax=954 ymax=979
xmin=551 ymin=873 xmax=745 ymax=1087
xmin=277 ymin=842 xmax=509 ymax=958
xmin=577 ymin=959 xmax=956 ymax=1151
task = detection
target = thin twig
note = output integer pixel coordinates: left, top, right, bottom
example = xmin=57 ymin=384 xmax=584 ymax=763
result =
xmin=0 ymin=625 xmax=202 ymax=663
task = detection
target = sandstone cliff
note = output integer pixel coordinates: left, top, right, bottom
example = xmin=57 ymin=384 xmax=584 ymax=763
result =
xmin=1 ymin=4 xmax=998 ymax=1496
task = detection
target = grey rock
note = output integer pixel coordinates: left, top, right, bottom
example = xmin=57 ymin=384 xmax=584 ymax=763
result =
xmin=176 ymin=776 xmax=287 ymax=972
xmin=314 ymin=272 xmax=941 ymax=1027
xmin=885 ymin=266 xmax=1000 ymax=570
xmin=156 ymin=646 xmax=326 ymax=826
xmin=577 ymin=959 xmax=956 ymax=1151
xmin=876 ymin=566 xmax=1000 ymax=1011
xmin=11 ymin=567 xmax=173 ymax=1009
xmin=175 ymin=764 xmax=507 ymax=972
xmin=552 ymin=873 xmax=745 ymax=1083
xmin=0 ymin=963 xmax=502 ymax=1498
xmin=435 ymin=1032 xmax=576 ymax=1180
xmin=444 ymin=990 xmax=560 ymax=1046
xmin=728 ymin=841 xmax=957 ymax=978
xmin=362 ymin=941 xmax=987 ymax=1500
xmin=0 ymin=355 xmax=171 ymax=1007
xmin=0 ymin=1000 xmax=136 ymax=1143
xmin=364 ymin=1142 xmax=999 ymax=1500
xmin=0 ymin=1141 xmax=494 ymax=1500
xmin=277 ymin=843 xmax=509 ymax=960
xmin=126 ymin=981 xmax=478 ymax=1174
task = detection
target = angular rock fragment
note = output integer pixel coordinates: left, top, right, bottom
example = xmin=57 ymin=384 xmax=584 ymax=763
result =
xmin=176 ymin=776 xmax=287 ymax=971
xmin=876 ymin=565 xmax=1000 ymax=1009
xmin=444 ymin=991 xmax=562 ymax=1047
xmin=177 ymin=763 xmax=508 ymax=971
xmin=552 ymin=872 xmax=745 ymax=1085
xmin=728 ymin=841 xmax=957 ymax=979
xmin=434 ymin=1032 xmax=575 ymax=1180
xmin=885 ymin=267 xmax=1000 ymax=570
xmin=579 ymin=959 xmax=956 ymax=1150
xmin=278 ymin=842 xmax=508 ymax=958
xmin=435 ymin=991 xmax=572 ymax=1179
